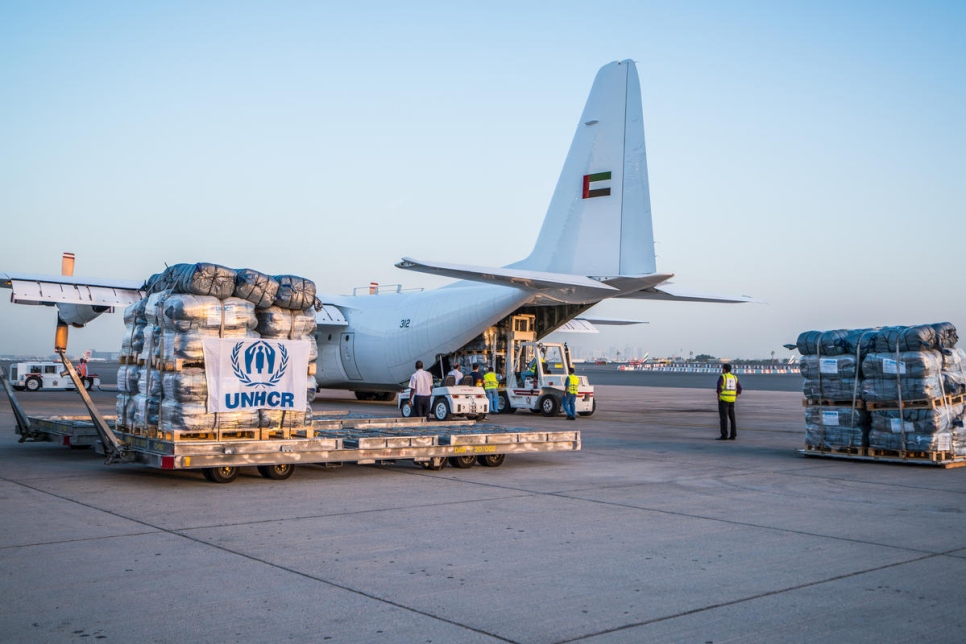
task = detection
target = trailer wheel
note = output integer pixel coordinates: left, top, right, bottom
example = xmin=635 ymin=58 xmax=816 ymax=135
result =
xmin=83 ymin=377 xmax=94 ymax=391
xmin=497 ymin=391 xmax=513 ymax=414
xmin=258 ymin=464 xmax=295 ymax=480
xmin=577 ymin=399 xmax=597 ymax=417
xmin=400 ymin=401 xmax=413 ymax=418
xmin=448 ymin=455 xmax=476 ymax=469
xmin=539 ymin=395 xmax=559 ymax=417
xmin=477 ymin=454 xmax=506 ymax=467
xmin=25 ymin=378 xmax=41 ymax=392
xmin=433 ymin=399 xmax=451 ymax=421
xmin=419 ymin=457 xmax=446 ymax=470
xmin=205 ymin=466 xmax=238 ymax=484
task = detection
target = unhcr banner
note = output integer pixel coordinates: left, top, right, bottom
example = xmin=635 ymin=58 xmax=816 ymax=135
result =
xmin=202 ymin=338 xmax=310 ymax=413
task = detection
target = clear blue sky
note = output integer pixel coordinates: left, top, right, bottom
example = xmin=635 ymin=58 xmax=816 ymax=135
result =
xmin=2 ymin=1 xmax=964 ymax=359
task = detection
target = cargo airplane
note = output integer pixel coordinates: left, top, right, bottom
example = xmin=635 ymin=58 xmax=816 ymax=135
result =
xmin=1 ymin=60 xmax=753 ymax=400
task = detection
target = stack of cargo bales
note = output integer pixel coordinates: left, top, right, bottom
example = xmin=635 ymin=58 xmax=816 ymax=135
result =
xmin=115 ymin=263 xmax=319 ymax=438
xmin=255 ymin=304 xmax=317 ymax=433
xmin=797 ymin=328 xmax=875 ymax=450
xmin=862 ymin=323 xmax=965 ymax=454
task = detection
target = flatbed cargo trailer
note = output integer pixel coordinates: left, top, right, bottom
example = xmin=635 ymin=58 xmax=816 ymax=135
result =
xmin=26 ymin=414 xmax=580 ymax=482
xmin=4 ymin=352 xmax=580 ymax=482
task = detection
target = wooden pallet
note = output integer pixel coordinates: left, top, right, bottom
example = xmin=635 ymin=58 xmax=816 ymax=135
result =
xmin=864 ymin=394 xmax=964 ymax=411
xmin=802 ymin=444 xmax=866 ymax=456
xmin=152 ymin=427 xmax=260 ymax=441
xmin=799 ymin=447 xmax=966 ymax=468
xmin=865 ymin=447 xmax=957 ymax=462
xmin=802 ymin=398 xmax=864 ymax=409
xmin=149 ymin=357 xmax=203 ymax=372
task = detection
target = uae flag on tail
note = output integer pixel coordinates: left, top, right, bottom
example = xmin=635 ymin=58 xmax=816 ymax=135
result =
xmin=582 ymin=171 xmax=611 ymax=198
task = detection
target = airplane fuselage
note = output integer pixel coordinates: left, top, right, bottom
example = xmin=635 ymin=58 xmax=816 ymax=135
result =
xmin=315 ymin=282 xmax=531 ymax=390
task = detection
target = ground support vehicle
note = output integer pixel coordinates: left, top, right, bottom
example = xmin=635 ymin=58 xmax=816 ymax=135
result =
xmin=7 ymin=361 xmax=100 ymax=392
xmin=498 ymin=316 xmax=594 ymax=417
xmin=398 ymin=385 xmax=489 ymax=420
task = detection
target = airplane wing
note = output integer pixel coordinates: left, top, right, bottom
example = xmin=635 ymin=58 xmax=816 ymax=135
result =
xmin=553 ymin=317 xmax=648 ymax=334
xmin=395 ymin=258 xmax=619 ymax=292
xmin=577 ymin=317 xmax=647 ymax=325
xmin=616 ymin=283 xmax=760 ymax=304
xmin=0 ymin=271 xmax=145 ymax=306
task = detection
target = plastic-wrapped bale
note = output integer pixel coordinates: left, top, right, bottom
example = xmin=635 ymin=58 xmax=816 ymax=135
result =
xmin=870 ymin=403 xmax=964 ymax=435
xmin=799 ymin=355 xmax=861 ymax=380
xmin=862 ymin=377 xmax=945 ymax=403
xmin=259 ymin=407 xmax=314 ymax=434
xmin=804 ymin=406 xmax=869 ymax=450
xmin=132 ymin=393 xmax=160 ymax=431
xmin=160 ymin=295 xmax=257 ymax=334
xmin=160 ymin=400 xmax=259 ymax=434
xmin=154 ymin=328 xmax=260 ymax=364
xmin=941 ymin=347 xmax=966 ymax=396
xmin=256 ymin=306 xmax=318 ymax=359
xmin=932 ymin=322 xmax=959 ymax=350
xmin=954 ymin=428 xmax=966 ymax=457
xmin=796 ymin=328 xmax=877 ymax=357
xmin=273 ymin=275 xmax=317 ymax=311
xmin=167 ymin=263 xmax=237 ymax=299
xmin=234 ymin=269 xmax=279 ymax=309
xmin=861 ymin=351 xmax=947 ymax=403
xmin=161 ymin=369 xmax=207 ymax=404
xmin=861 ymin=350 xmax=943 ymax=379
xmin=120 ymin=299 xmax=148 ymax=360
xmin=256 ymin=306 xmax=317 ymax=339
xmin=136 ymin=366 xmax=162 ymax=397
xmin=116 ymin=364 xmax=140 ymax=394
xmin=116 ymin=394 xmax=136 ymax=429
xmin=872 ymin=324 xmax=957 ymax=354
xmin=803 ymin=378 xmax=860 ymax=403
xmin=868 ymin=429 xmax=954 ymax=453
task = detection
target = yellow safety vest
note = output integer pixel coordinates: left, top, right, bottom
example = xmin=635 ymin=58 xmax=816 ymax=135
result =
xmin=483 ymin=372 xmax=499 ymax=390
xmin=567 ymin=374 xmax=579 ymax=394
xmin=719 ymin=373 xmax=738 ymax=402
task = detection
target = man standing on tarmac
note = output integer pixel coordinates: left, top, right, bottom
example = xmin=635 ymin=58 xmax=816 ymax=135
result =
xmin=409 ymin=361 xmax=434 ymax=420
xmin=716 ymin=363 xmax=742 ymax=440
xmin=562 ymin=367 xmax=579 ymax=420
xmin=482 ymin=367 xmax=500 ymax=414
xmin=469 ymin=363 xmax=484 ymax=387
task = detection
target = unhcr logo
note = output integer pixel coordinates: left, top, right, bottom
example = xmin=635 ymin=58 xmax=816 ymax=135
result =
xmin=224 ymin=340 xmax=296 ymax=410
xmin=231 ymin=340 xmax=289 ymax=388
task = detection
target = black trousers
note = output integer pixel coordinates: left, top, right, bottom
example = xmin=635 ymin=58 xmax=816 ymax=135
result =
xmin=718 ymin=399 xmax=737 ymax=438
xmin=413 ymin=395 xmax=432 ymax=419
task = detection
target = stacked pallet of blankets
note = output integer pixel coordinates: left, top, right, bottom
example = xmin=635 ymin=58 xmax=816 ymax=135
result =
xmin=797 ymin=323 xmax=966 ymax=456
xmin=116 ymin=263 xmax=319 ymax=439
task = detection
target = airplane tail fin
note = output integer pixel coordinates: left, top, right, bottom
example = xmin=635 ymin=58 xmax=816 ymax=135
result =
xmin=511 ymin=59 xmax=656 ymax=278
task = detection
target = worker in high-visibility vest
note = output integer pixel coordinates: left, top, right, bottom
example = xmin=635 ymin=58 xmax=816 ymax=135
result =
xmin=562 ymin=367 xmax=580 ymax=420
xmin=716 ymin=363 xmax=742 ymax=440
xmin=482 ymin=368 xmax=500 ymax=414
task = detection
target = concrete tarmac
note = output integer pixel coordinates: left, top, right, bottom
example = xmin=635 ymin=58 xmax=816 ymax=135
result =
xmin=1 ymin=385 xmax=965 ymax=643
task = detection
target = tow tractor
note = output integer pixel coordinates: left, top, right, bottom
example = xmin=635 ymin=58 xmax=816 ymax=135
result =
xmin=398 ymin=378 xmax=489 ymax=421
xmin=7 ymin=360 xmax=100 ymax=392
